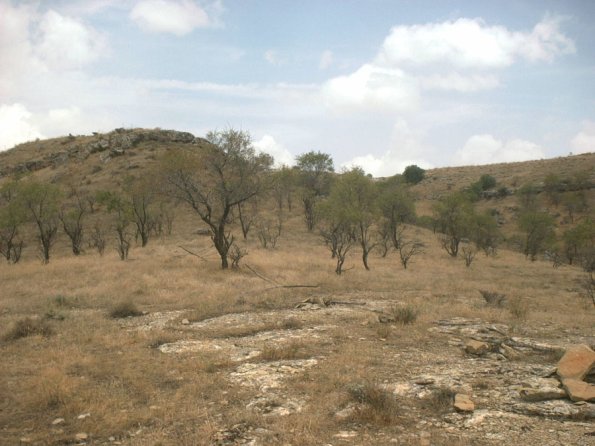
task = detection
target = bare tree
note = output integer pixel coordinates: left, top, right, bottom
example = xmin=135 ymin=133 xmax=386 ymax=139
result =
xmin=162 ymin=129 xmax=272 ymax=269
xmin=59 ymin=189 xmax=86 ymax=255
xmin=397 ymin=236 xmax=423 ymax=269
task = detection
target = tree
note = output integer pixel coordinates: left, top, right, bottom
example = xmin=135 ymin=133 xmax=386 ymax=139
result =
xmin=18 ymin=181 xmax=61 ymax=264
xmin=562 ymin=218 xmax=595 ymax=267
xmin=543 ymin=173 xmax=562 ymax=206
xmin=295 ymin=151 xmax=334 ymax=231
xmin=318 ymin=198 xmax=356 ymax=275
xmin=163 ymin=129 xmax=272 ymax=269
xmin=128 ymin=177 xmax=155 ymax=247
xmin=0 ymin=182 xmax=26 ymax=263
xmin=473 ymin=212 xmax=501 ymax=256
xmin=376 ymin=175 xmax=415 ymax=250
xmin=403 ymin=165 xmax=425 ymax=185
xmin=518 ymin=210 xmax=556 ymax=261
xmin=432 ymin=192 xmax=474 ymax=257
xmin=97 ymin=191 xmax=133 ymax=260
xmin=59 ymin=188 xmax=86 ymax=255
xmin=270 ymin=166 xmax=297 ymax=213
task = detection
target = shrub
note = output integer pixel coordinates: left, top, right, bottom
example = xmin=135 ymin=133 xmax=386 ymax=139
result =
xmin=109 ymin=301 xmax=142 ymax=318
xmin=508 ymin=297 xmax=529 ymax=320
xmin=403 ymin=165 xmax=425 ymax=185
xmin=347 ymin=382 xmax=400 ymax=423
xmin=390 ymin=304 xmax=419 ymax=325
xmin=3 ymin=317 xmax=53 ymax=341
xmin=419 ymin=387 xmax=455 ymax=414
xmin=260 ymin=341 xmax=306 ymax=361
xmin=479 ymin=290 xmax=506 ymax=307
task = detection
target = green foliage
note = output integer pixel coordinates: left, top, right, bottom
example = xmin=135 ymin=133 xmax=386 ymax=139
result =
xmin=0 ymin=184 xmax=27 ymax=263
xmin=518 ymin=210 xmax=556 ymax=261
xmin=402 ymin=164 xmax=425 ymax=184
xmin=543 ymin=173 xmax=562 ymax=206
xmin=478 ymin=174 xmax=497 ymax=190
xmin=432 ymin=192 xmax=475 ymax=257
xmin=17 ymin=181 xmax=62 ymax=263
xmin=376 ymin=175 xmax=416 ymax=250
xmin=295 ymin=151 xmax=334 ymax=231
xmin=517 ymin=183 xmax=539 ymax=210
xmin=473 ymin=211 xmax=501 ymax=255
xmin=163 ymin=128 xmax=272 ymax=269
xmin=562 ymin=218 xmax=595 ymax=269
xmin=323 ymin=168 xmax=378 ymax=270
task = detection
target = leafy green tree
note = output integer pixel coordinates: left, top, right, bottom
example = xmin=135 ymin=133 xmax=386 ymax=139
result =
xmin=163 ymin=129 xmax=272 ymax=269
xmin=403 ymin=165 xmax=425 ymax=185
xmin=329 ymin=168 xmax=378 ymax=270
xmin=517 ymin=183 xmax=539 ymax=210
xmin=562 ymin=218 xmax=595 ymax=267
xmin=296 ymin=151 xmax=334 ymax=231
xmin=376 ymin=174 xmax=415 ymax=250
xmin=518 ymin=210 xmax=556 ymax=261
xmin=270 ymin=166 xmax=297 ymax=213
xmin=433 ymin=192 xmax=475 ymax=257
xmin=59 ymin=189 xmax=86 ymax=256
xmin=473 ymin=212 xmax=501 ymax=256
xmin=0 ymin=182 xmax=26 ymax=263
xmin=317 ymin=199 xmax=356 ymax=275
xmin=478 ymin=174 xmax=497 ymax=190
xmin=561 ymin=191 xmax=587 ymax=223
xmin=18 ymin=181 xmax=62 ymax=264
xmin=543 ymin=173 xmax=562 ymax=206
xmin=97 ymin=191 xmax=133 ymax=260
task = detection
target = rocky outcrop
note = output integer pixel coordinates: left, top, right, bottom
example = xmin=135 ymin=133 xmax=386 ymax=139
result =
xmin=2 ymin=128 xmax=202 ymax=176
xmin=557 ymin=344 xmax=595 ymax=402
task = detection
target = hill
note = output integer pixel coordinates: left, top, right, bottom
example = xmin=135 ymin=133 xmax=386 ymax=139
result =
xmin=0 ymin=129 xmax=594 ymax=446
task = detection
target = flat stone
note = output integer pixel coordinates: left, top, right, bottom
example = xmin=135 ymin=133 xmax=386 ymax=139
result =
xmin=500 ymin=343 xmax=522 ymax=360
xmin=557 ymin=344 xmax=595 ymax=381
xmin=562 ymin=378 xmax=595 ymax=402
xmin=454 ymin=393 xmax=475 ymax=412
xmin=465 ymin=340 xmax=490 ymax=356
xmin=52 ymin=418 xmax=65 ymax=425
xmin=75 ymin=432 xmax=88 ymax=441
xmin=519 ymin=386 xmax=566 ymax=402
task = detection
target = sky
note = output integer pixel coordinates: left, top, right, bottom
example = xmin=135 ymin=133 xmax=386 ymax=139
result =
xmin=1 ymin=0 xmax=594 ymax=176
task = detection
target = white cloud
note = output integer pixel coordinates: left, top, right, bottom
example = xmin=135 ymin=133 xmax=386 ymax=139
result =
xmin=0 ymin=104 xmax=44 ymax=151
xmin=264 ymin=49 xmax=283 ymax=65
xmin=342 ymin=120 xmax=433 ymax=177
xmin=323 ymin=64 xmax=420 ymax=113
xmin=324 ymin=16 xmax=574 ymax=114
xmin=36 ymin=10 xmax=109 ymax=70
xmin=375 ymin=16 xmax=574 ymax=69
xmin=253 ymin=134 xmax=294 ymax=167
xmin=130 ymin=0 xmax=212 ymax=35
xmin=319 ymin=50 xmax=333 ymax=70
xmin=419 ymin=72 xmax=500 ymax=92
xmin=453 ymin=134 xmax=546 ymax=165
xmin=571 ymin=121 xmax=595 ymax=154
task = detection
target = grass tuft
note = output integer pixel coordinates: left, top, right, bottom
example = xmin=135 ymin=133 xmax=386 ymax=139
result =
xmin=347 ymin=382 xmax=400 ymax=424
xmin=260 ymin=341 xmax=307 ymax=361
xmin=109 ymin=300 xmax=143 ymax=319
xmin=3 ymin=317 xmax=53 ymax=341
xmin=390 ymin=304 xmax=419 ymax=325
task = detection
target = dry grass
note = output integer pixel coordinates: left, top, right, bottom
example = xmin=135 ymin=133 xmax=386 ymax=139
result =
xmin=2 ymin=317 xmax=53 ymax=341
xmin=0 ymin=163 xmax=594 ymax=444
xmin=108 ymin=300 xmax=143 ymax=318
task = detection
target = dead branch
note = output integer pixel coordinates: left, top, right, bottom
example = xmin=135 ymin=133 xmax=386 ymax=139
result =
xmin=178 ymin=245 xmax=209 ymax=262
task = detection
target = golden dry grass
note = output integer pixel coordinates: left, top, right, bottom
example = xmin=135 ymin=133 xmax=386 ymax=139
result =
xmin=1 ymin=206 xmax=592 ymax=445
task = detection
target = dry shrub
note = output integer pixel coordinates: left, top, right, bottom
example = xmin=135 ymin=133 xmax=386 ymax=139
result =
xmin=375 ymin=323 xmax=392 ymax=339
xmin=479 ymin=290 xmax=507 ymax=307
xmin=3 ymin=317 xmax=53 ymax=341
xmin=347 ymin=382 xmax=400 ymax=424
xmin=508 ymin=297 xmax=530 ymax=320
xmin=28 ymin=367 xmax=75 ymax=410
xmin=279 ymin=317 xmax=303 ymax=330
xmin=419 ymin=387 xmax=455 ymax=415
xmin=260 ymin=341 xmax=307 ymax=361
xmin=109 ymin=300 xmax=142 ymax=318
xmin=390 ymin=304 xmax=419 ymax=325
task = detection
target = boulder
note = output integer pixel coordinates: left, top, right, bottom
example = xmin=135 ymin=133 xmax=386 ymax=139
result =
xmin=562 ymin=378 xmax=595 ymax=402
xmin=454 ymin=393 xmax=475 ymax=412
xmin=465 ymin=340 xmax=490 ymax=356
xmin=557 ymin=344 xmax=595 ymax=381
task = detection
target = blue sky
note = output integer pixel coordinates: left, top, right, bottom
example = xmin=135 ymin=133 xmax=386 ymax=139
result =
xmin=0 ymin=0 xmax=593 ymax=175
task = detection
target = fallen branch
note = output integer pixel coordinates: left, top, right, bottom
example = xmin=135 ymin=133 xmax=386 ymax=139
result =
xmin=245 ymin=264 xmax=280 ymax=285
xmin=178 ymin=246 xmax=209 ymax=262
